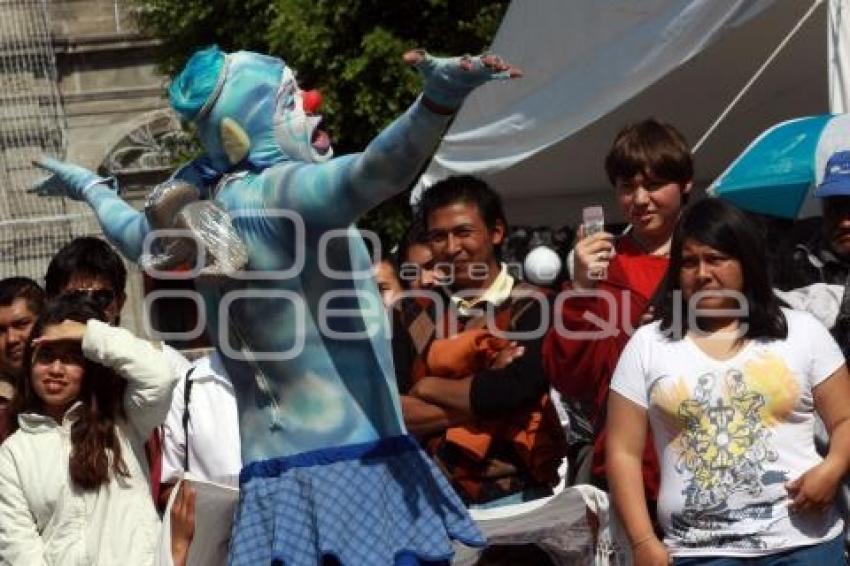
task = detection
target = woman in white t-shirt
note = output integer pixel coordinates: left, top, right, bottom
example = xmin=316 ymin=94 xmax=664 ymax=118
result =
xmin=607 ymin=198 xmax=850 ymax=566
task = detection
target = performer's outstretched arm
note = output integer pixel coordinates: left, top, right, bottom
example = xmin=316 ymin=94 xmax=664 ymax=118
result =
xmin=80 ymin=186 xmax=150 ymax=261
xmin=30 ymin=157 xmax=151 ymax=260
xmin=345 ymin=51 xmax=520 ymax=220
xmin=271 ymin=98 xmax=448 ymax=227
xmin=268 ymin=51 xmax=520 ymax=227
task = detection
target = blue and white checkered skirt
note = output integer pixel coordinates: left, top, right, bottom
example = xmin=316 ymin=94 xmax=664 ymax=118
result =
xmin=228 ymin=435 xmax=485 ymax=566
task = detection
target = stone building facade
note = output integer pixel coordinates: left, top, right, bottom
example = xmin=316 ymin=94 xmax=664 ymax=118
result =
xmin=0 ymin=0 xmax=191 ymax=338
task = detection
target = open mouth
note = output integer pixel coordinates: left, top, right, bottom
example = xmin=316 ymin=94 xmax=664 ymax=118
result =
xmin=311 ymin=127 xmax=331 ymax=154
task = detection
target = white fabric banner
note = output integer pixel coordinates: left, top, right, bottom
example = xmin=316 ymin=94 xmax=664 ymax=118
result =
xmin=829 ymin=0 xmax=850 ymax=113
xmin=416 ymin=0 xmax=778 ymax=196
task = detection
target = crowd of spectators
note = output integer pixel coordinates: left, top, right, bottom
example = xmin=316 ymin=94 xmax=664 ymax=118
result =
xmin=3 ymin=118 xmax=850 ymax=566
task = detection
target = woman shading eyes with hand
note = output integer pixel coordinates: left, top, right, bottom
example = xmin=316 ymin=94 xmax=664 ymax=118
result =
xmin=0 ymin=295 xmax=177 ymax=566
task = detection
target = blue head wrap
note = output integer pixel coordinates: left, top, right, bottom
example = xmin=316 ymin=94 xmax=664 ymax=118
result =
xmin=167 ymin=46 xmax=332 ymax=177
xmin=169 ymin=46 xmax=227 ymax=121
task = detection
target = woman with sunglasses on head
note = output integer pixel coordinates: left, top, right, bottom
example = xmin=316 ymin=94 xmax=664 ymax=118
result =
xmin=0 ymin=295 xmax=177 ymax=565
xmin=607 ymin=198 xmax=850 ymax=566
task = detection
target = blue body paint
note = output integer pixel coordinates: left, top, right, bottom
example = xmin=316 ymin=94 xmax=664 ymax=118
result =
xmin=79 ymin=50 xmax=454 ymax=462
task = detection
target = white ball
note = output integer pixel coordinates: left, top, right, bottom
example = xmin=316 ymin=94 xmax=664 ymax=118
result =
xmin=523 ymin=246 xmax=563 ymax=286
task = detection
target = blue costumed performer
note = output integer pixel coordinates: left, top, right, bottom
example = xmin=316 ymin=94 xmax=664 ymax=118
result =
xmin=30 ymin=46 xmax=521 ymax=565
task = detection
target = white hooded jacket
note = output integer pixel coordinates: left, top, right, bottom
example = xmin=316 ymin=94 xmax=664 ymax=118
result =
xmin=0 ymin=320 xmax=177 ymax=566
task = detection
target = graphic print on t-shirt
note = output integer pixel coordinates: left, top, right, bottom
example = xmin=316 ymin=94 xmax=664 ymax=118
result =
xmin=649 ymin=352 xmax=800 ymax=548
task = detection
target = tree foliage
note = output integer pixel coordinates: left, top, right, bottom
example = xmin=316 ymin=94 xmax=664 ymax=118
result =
xmin=134 ymin=0 xmax=509 ymax=246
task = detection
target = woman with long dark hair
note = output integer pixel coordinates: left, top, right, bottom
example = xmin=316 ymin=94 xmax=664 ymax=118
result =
xmin=0 ymin=296 xmax=176 ymax=565
xmin=607 ymin=198 xmax=850 ymax=565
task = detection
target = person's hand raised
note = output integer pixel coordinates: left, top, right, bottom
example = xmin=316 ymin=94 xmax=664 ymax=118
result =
xmin=31 ymin=320 xmax=87 ymax=346
xmin=404 ymin=50 xmax=522 ymax=115
xmin=572 ymin=225 xmax=615 ymax=290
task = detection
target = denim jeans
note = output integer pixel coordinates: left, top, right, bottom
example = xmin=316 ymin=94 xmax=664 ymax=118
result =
xmin=673 ymin=535 xmax=846 ymax=566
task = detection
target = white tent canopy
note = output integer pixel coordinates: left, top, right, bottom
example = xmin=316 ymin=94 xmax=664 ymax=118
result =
xmin=418 ymin=0 xmax=850 ymax=227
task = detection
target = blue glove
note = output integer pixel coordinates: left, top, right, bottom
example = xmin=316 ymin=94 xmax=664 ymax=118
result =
xmin=410 ymin=50 xmax=519 ymax=111
xmin=29 ymin=156 xmax=116 ymax=200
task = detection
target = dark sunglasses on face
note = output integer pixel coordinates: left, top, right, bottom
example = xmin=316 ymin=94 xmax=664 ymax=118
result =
xmin=32 ymin=341 xmax=85 ymax=366
xmin=63 ymin=289 xmax=116 ymax=310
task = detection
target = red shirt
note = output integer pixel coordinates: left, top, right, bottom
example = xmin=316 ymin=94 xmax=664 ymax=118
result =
xmin=542 ymin=235 xmax=668 ymax=498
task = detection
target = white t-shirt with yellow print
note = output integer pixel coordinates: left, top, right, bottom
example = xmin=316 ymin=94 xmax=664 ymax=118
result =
xmin=611 ymin=308 xmax=845 ymax=557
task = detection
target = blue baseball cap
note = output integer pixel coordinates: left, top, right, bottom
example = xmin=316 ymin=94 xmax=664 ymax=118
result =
xmin=815 ymin=150 xmax=850 ymax=198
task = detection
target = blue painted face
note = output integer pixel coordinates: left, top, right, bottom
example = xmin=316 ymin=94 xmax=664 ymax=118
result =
xmin=193 ymin=51 xmax=333 ymax=172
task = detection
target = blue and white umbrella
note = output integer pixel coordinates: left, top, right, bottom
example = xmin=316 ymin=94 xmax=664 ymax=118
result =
xmin=709 ymin=114 xmax=850 ymax=219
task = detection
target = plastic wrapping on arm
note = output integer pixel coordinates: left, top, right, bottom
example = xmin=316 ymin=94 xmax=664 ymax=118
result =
xmin=138 ymin=180 xmax=248 ymax=275
xmin=138 ymin=180 xmax=201 ymax=272
xmin=177 ymin=200 xmax=249 ymax=276
xmin=145 ymin=180 xmax=201 ymax=224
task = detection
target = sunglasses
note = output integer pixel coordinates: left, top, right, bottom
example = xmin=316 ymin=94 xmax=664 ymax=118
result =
xmin=32 ymin=342 xmax=85 ymax=366
xmin=63 ymin=288 xmax=116 ymax=310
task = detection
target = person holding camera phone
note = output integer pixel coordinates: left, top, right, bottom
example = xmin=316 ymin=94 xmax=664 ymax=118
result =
xmin=542 ymin=118 xmax=693 ymax=520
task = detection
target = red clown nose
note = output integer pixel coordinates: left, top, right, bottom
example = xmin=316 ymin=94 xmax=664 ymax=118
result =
xmin=302 ymin=90 xmax=323 ymax=114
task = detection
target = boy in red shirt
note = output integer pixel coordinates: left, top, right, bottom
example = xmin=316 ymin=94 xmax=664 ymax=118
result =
xmin=542 ymin=118 xmax=693 ymax=507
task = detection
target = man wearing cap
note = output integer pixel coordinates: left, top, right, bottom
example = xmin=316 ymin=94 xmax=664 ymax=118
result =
xmin=789 ymin=150 xmax=850 ymax=358
xmin=785 ymin=150 xmax=850 ymax=550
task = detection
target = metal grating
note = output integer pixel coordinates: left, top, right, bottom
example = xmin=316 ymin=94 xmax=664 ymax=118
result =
xmin=0 ymin=0 xmax=98 ymax=281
